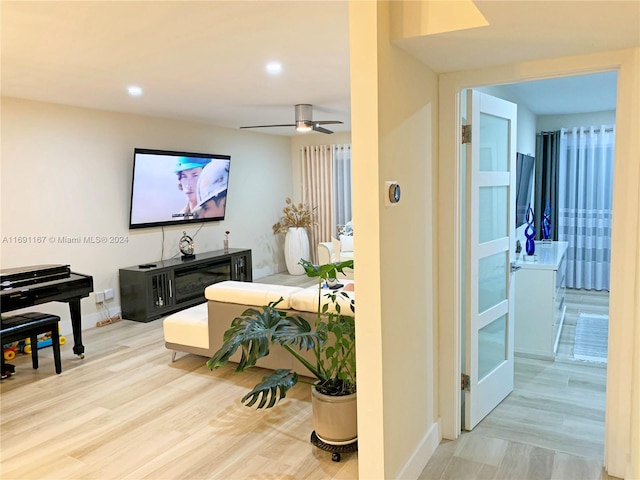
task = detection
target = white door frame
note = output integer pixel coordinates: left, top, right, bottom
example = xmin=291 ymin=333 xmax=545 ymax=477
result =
xmin=437 ymin=49 xmax=640 ymax=478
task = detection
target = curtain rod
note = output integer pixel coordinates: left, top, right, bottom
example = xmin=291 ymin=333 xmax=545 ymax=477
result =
xmin=562 ymin=127 xmax=615 ymax=134
xmin=303 ymin=144 xmax=351 ymax=149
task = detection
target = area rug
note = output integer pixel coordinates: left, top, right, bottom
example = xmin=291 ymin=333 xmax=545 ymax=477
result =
xmin=573 ymin=313 xmax=608 ymax=363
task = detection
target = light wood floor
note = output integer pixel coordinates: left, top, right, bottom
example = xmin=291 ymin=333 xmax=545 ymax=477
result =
xmin=0 ymin=323 xmax=357 ymax=480
xmin=1 ymin=277 xmax=613 ymax=480
xmin=556 ymin=289 xmax=610 ymax=364
xmin=420 ymin=288 xmax=613 ymax=480
xmin=0 ymin=273 xmax=355 ymax=480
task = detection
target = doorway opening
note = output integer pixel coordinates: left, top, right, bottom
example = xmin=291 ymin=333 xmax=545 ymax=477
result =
xmin=459 ymin=71 xmax=615 ymax=463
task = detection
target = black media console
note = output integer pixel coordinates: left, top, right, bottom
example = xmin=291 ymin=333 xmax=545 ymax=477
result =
xmin=119 ymin=248 xmax=252 ymax=322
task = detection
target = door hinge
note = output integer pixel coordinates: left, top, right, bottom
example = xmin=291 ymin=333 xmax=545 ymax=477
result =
xmin=462 ymin=124 xmax=471 ymax=144
xmin=461 ymin=373 xmax=470 ymax=391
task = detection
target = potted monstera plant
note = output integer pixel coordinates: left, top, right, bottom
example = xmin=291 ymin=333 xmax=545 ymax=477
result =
xmin=207 ymin=258 xmax=356 ymax=446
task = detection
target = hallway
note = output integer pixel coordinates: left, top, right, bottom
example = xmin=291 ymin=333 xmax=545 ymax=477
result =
xmin=420 ymin=289 xmax=610 ymax=479
xmin=419 ymin=355 xmax=608 ymax=479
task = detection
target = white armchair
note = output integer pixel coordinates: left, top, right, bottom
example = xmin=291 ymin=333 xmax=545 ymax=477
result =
xmin=317 ymin=242 xmax=336 ymax=264
xmin=317 ymin=235 xmax=354 ymax=280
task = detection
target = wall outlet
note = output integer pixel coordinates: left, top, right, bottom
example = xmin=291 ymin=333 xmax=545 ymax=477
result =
xmin=95 ymin=291 xmax=105 ymax=303
xmin=104 ymin=288 xmax=115 ymax=301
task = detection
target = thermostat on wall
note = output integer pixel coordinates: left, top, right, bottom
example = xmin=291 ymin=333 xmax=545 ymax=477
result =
xmin=385 ymin=181 xmax=401 ymax=206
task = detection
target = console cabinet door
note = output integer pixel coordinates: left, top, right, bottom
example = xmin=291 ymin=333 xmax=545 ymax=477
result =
xmin=147 ymin=271 xmax=176 ymax=314
xmin=231 ymin=251 xmax=253 ymax=281
xmin=119 ymin=268 xmax=175 ymax=321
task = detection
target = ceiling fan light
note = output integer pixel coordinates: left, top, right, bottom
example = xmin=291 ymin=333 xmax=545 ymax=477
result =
xmin=296 ymin=122 xmax=312 ymax=132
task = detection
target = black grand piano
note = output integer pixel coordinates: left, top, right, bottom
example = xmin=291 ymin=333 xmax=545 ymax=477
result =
xmin=1 ymin=264 xmax=93 ymax=358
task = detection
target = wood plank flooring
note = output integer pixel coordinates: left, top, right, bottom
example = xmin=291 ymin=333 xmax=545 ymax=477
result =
xmin=556 ymin=289 xmax=610 ymax=364
xmin=1 ymin=278 xmax=613 ymax=480
xmin=0 ymin=273 xmax=355 ymax=480
xmin=420 ymin=288 xmax=613 ymax=480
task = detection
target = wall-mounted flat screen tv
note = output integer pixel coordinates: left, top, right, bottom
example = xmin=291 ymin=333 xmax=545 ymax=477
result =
xmin=129 ymin=148 xmax=231 ymax=229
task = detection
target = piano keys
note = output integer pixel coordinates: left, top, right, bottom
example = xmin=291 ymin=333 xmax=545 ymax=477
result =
xmin=0 ymin=264 xmax=94 ymax=358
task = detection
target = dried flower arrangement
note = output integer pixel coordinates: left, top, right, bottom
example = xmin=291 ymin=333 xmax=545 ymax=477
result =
xmin=272 ymin=197 xmax=317 ymax=234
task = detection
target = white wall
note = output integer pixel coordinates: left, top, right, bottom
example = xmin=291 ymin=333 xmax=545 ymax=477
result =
xmin=351 ymin=2 xmax=439 ymax=478
xmin=537 ymin=110 xmax=616 ymax=131
xmin=1 ymin=97 xmax=293 ymax=333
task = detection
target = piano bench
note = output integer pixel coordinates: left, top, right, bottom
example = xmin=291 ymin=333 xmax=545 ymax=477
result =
xmin=1 ymin=312 xmax=62 ymax=375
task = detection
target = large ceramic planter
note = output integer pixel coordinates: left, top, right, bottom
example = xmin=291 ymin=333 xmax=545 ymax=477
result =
xmin=284 ymin=227 xmax=310 ymax=275
xmin=311 ymin=386 xmax=358 ymax=445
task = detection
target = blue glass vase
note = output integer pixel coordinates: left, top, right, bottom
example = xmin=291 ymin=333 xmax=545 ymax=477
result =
xmin=542 ymin=200 xmax=551 ymax=240
xmin=525 ymin=204 xmax=536 ymax=256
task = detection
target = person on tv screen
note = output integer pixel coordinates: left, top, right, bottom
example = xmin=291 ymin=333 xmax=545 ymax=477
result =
xmin=194 ymin=160 xmax=229 ymax=219
xmin=174 ymin=157 xmax=211 ymax=218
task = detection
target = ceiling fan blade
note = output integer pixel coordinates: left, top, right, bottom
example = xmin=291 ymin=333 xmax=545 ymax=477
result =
xmin=312 ymin=124 xmax=334 ymax=134
xmin=240 ymin=105 xmax=343 ymax=134
xmin=240 ymin=124 xmax=296 ymax=129
xmin=313 ymin=120 xmax=343 ymax=126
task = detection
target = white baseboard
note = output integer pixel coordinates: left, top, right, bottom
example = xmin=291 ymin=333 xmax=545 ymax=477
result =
xmin=58 ymin=306 xmax=122 ymax=337
xmin=396 ymin=420 xmax=441 ymax=479
xmin=252 ymin=265 xmax=281 ymax=279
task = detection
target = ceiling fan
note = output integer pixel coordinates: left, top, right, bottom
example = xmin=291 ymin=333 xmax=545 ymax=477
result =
xmin=240 ymin=104 xmax=343 ymax=134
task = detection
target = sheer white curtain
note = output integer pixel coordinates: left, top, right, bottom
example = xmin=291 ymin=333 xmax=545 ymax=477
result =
xmin=332 ymin=144 xmax=352 ymax=229
xmin=301 ymin=145 xmax=332 ymax=263
xmin=301 ymin=144 xmax=353 ymax=263
xmin=558 ymin=125 xmax=615 ymax=290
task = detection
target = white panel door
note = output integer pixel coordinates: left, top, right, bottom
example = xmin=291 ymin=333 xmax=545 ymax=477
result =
xmin=464 ymin=90 xmax=517 ymax=430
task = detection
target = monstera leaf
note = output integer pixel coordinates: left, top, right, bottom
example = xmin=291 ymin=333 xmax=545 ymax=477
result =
xmin=207 ymin=298 xmax=321 ymax=374
xmin=299 ymin=258 xmax=353 ymax=280
xmin=208 ymin=260 xmax=356 ymax=408
xmin=241 ymin=369 xmax=299 ymax=408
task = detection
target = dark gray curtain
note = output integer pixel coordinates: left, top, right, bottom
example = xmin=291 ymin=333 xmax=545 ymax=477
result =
xmin=534 ymin=131 xmax=560 ymax=241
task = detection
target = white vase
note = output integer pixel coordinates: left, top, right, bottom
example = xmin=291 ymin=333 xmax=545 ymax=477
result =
xmin=284 ymin=227 xmax=310 ymax=275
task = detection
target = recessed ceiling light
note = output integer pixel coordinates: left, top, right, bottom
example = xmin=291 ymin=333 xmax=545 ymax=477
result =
xmin=127 ymin=85 xmax=143 ymax=96
xmin=265 ymin=62 xmax=282 ymax=75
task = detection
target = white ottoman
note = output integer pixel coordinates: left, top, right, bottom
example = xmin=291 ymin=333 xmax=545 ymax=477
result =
xmin=163 ymin=303 xmax=209 ymax=360
xmin=164 ymin=281 xmax=306 ymax=362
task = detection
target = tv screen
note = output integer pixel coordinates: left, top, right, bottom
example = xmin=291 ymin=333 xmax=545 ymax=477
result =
xmin=129 ymin=148 xmax=231 ymax=229
xmin=515 ymin=153 xmax=535 ymax=228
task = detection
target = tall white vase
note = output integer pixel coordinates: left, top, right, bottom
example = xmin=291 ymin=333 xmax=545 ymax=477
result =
xmin=284 ymin=227 xmax=310 ymax=275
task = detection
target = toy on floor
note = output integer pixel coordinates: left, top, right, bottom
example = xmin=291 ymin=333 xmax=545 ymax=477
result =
xmin=20 ymin=327 xmax=66 ymax=354
xmin=1 ymin=329 xmax=66 ymax=379
xmin=2 ymin=343 xmax=18 ymax=378
xmin=3 ymin=343 xmax=18 ymax=361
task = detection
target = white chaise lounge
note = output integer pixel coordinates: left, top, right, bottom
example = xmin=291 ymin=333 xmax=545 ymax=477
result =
xmin=163 ymin=280 xmax=355 ymax=374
